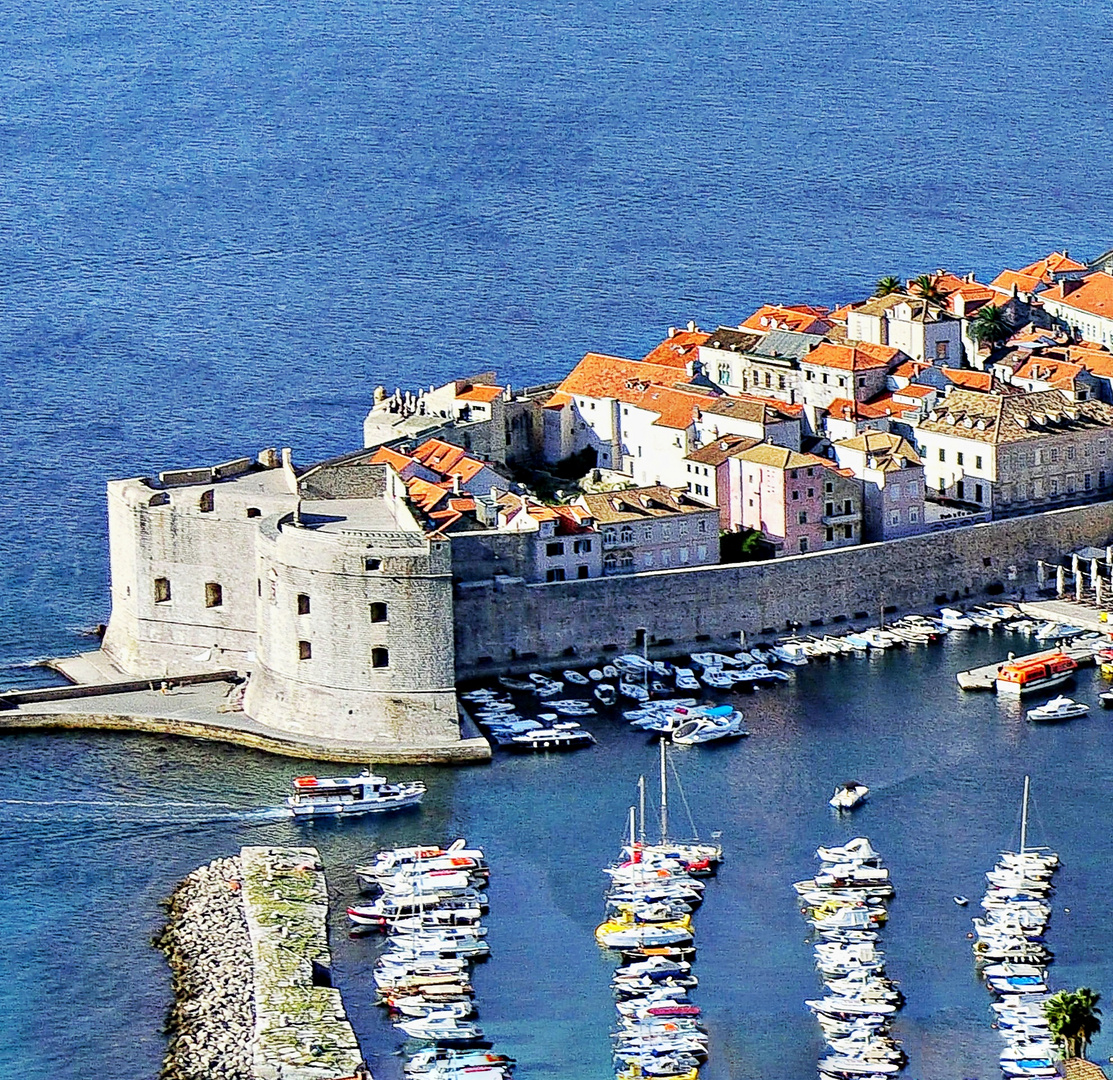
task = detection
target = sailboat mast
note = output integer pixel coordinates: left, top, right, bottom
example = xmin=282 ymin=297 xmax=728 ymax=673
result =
xmin=1020 ymin=774 xmax=1030 ymax=855
xmin=638 ymin=776 xmax=647 ymax=846
xmin=659 ymin=737 xmax=669 ymax=844
xmin=629 ymin=805 xmax=636 ymax=851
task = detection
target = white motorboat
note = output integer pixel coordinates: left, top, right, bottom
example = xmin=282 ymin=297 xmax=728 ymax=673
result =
xmin=843 ymin=632 xmax=870 ymax=651
xmin=619 ymin=680 xmax=650 ymax=702
xmin=700 ymin=669 xmax=735 ymax=689
xmin=670 ymin=714 xmax=749 ymax=745
xmin=806 ymin=996 xmax=898 ymax=1018
xmin=287 ymin=769 xmax=425 ymax=817
xmin=1026 ymin=695 xmax=1089 ymax=722
xmin=829 ymin=781 xmax=869 ymax=811
xmin=673 ymin=668 xmax=700 ymax=690
xmin=594 ymin=683 xmax=617 ymax=706
xmin=507 ymin=727 xmax=595 ymax=752
xmin=395 ymin=1013 xmax=484 ymax=1041
xmin=562 ymin=668 xmax=589 ymax=685
xmin=939 ymin=607 xmax=976 ymax=630
xmin=817 ymin=837 xmax=881 ymax=865
xmin=771 ymin=643 xmax=809 ymax=665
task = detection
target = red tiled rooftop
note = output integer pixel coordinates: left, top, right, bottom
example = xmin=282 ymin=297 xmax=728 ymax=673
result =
xmin=456 ymin=384 xmax=504 ymax=404
xmin=740 ymin=303 xmax=832 ymax=335
xmin=642 ymin=330 xmax=710 ymax=369
xmin=802 ymin=340 xmax=903 ymax=371
xmin=1042 ymin=272 xmax=1113 ymax=320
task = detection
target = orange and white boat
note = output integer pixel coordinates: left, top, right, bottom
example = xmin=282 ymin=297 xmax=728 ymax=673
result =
xmin=995 ymin=653 xmax=1077 ymax=696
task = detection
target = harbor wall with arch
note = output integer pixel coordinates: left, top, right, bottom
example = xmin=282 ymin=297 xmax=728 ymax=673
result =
xmin=452 ymin=499 xmax=1113 ymax=675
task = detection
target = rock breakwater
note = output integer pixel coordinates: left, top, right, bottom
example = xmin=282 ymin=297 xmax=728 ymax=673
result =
xmin=157 ymin=846 xmax=365 ymax=1080
xmin=157 ymin=854 xmax=253 ymax=1080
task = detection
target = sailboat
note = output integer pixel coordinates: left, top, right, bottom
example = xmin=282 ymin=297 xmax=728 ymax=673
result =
xmin=622 ymin=741 xmax=722 ymax=872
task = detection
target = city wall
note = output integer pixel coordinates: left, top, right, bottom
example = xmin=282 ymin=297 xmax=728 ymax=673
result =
xmin=453 ymin=499 xmax=1113 ymax=673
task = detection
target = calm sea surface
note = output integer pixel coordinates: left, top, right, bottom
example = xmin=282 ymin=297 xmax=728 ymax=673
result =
xmin=2 ymin=0 xmax=1113 ymax=1076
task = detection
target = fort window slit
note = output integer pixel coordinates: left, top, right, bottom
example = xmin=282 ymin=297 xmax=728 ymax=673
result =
xmin=370 ymin=602 xmax=388 ymax=623
xmin=372 ymin=647 xmax=389 ymax=668
xmin=154 ymin=577 xmax=171 ymax=603
xmin=298 ymin=641 xmax=312 ymax=660
xmin=297 ymin=593 xmax=311 ymax=615
xmin=246 ymin=507 xmax=261 ymax=518
xmin=199 ymin=489 xmax=214 ymax=512
xmin=205 ymin=582 xmax=223 ymax=608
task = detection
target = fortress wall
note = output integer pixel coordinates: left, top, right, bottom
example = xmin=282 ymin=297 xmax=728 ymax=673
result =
xmin=453 ymin=500 xmax=1113 ymax=672
xmin=242 ymin=518 xmax=459 ymax=746
xmin=102 ymin=476 xmax=294 ymax=677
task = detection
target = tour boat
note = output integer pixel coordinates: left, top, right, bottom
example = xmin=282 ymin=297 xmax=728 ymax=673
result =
xmin=995 ymin=653 xmax=1077 ymax=696
xmin=1026 ymin=695 xmax=1089 ymax=723
xmin=829 ymin=781 xmax=869 ymax=811
xmin=287 ymin=769 xmax=425 ymax=817
xmin=507 ymin=727 xmax=595 ymax=752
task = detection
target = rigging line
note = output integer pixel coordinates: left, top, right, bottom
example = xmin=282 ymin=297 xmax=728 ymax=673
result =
xmin=667 ymin=756 xmax=700 ymax=842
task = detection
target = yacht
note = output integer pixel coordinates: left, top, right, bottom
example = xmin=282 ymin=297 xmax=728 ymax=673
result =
xmin=1026 ymin=695 xmax=1089 ymax=723
xmin=939 ymin=607 xmax=976 ymax=630
xmin=287 ymin=769 xmax=425 ymax=817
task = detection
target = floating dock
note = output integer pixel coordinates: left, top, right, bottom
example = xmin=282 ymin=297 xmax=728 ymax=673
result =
xmin=956 ymin=645 xmax=1097 ymax=692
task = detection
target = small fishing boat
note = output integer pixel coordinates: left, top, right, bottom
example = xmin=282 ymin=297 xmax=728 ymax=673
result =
xmin=496 ymin=675 xmax=534 ymax=691
xmin=939 ymin=607 xmax=976 ymax=630
xmin=829 ymin=781 xmax=869 ymax=811
xmin=287 ymin=769 xmax=425 ymax=817
xmin=1026 ymin=695 xmax=1089 ymax=723
xmin=594 ymin=683 xmax=617 ymax=706
xmin=562 ymin=669 xmax=589 ymax=685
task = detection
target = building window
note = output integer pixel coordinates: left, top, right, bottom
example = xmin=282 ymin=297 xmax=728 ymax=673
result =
xmin=661 ymin=549 xmax=671 ymax=567
xmin=297 ymin=593 xmax=310 ymax=615
xmin=643 ymin=526 xmax=652 ymax=541
xmin=938 ymin=448 xmax=945 ymax=462
xmin=298 ymin=640 xmax=312 ymax=660
xmin=843 ymin=499 xmax=852 ymax=514
xmin=1050 ymin=478 xmax=1059 ymax=495
xmin=546 ymin=541 xmax=564 ymax=557
xmin=935 ymin=340 xmax=949 ymax=360
xmin=698 ymin=519 xmax=707 ymax=534
xmin=257 ymin=579 xmax=261 ymax=597
xmin=246 ymin=507 xmax=261 ymax=518
xmin=825 ymin=526 xmax=834 ymax=541
xmin=577 ymin=565 xmax=589 ymax=579
xmin=890 ymin=510 xmax=900 ymax=526
xmin=792 ymin=490 xmax=799 ymax=500
xmin=620 ymin=550 xmax=634 ymax=570
xmin=546 ymin=568 xmax=566 ymax=582
xmin=909 ymin=507 xmax=920 ymax=523
xmin=679 ymin=522 xmax=689 ymax=537
xmin=975 ymin=483 xmax=983 ymax=502
xmin=620 ymin=525 xmax=634 ymax=544
xmin=678 ymin=546 xmax=690 ymax=564
xmin=718 ymin=365 xmax=731 ymax=384
xmin=662 ymin=523 xmax=672 ymax=540
xmin=838 ymin=377 xmax=846 ymax=388
xmin=975 ymin=456 xmax=983 ymax=470
xmin=1068 ymin=446 xmax=1076 ymax=461
xmin=843 ymin=524 xmax=853 ymax=539
xmin=365 ymin=557 xmax=382 ymax=571
xmin=1085 ymin=473 xmax=1092 ymax=491
xmin=799 ymin=537 xmax=808 ymax=552
xmin=1101 ymin=471 xmax=1107 ymax=487
xmin=205 ymin=582 xmax=223 ymax=608
xmin=604 ymin=552 xmax=617 ymax=573
xmin=573 ymin=538 xmax=592 ymax=554
xmin=697 ymin=544 xmax=707 ymax=559
xmin=826 ymin=501 xmax=834 ymax=516
xmin=807 ymin=468 xmax=814 ymax=477
xmin=825 ymin=481 xmax=833 ymax=494
xmin=779 ymin=375 xmax=786 ymax=390
xmin=798 ymin=510 xmax=807 ymax=524
xmin=807 ymin=487 xmax=814 ymax=497
xmin=371 ymin=647 xmax=389 ymax=668
xmin=154 ymin=577 xmax=171 ymax=603
xmin=957 ymin=452 xmax=964 ymax=466
xmin=822 ymin=373 xmax=828 ymax=384
xmin=199 ymin=489 xmax=214 ymax=512
xmin=370 ymin=602 xmax=388 ymax=623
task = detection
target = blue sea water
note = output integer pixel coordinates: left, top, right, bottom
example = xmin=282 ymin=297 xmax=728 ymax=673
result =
xmin=2 ymin=0 xmax=1113 ymax=1075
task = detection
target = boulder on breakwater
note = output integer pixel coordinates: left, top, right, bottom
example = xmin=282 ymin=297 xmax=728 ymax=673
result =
xmin=157 ymin=846 xmax=365 ymax=1080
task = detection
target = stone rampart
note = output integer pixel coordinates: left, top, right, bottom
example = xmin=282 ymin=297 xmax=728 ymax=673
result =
xmin=453 ymin=499 xmax=1113 ymax=672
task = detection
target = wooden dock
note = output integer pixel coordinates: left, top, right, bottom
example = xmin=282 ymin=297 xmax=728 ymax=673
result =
xmin=956 ymin=645 xmax=1097 ymax=691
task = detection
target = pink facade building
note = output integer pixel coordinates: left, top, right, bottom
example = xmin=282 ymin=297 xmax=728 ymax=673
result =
xmin=734 ymin=445 xmax=863 ymax=556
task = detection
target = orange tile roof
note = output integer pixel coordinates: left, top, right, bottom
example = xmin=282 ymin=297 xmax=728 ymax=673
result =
xmin=827 ymin=302 xmax=863 ymax=324
xmin=1068 ymin=343 xmax=1113 ymax=376
xmin=890 ymin=359 xmax=931 ymax=381
xmin=802 ymin=340 xmax=903 ymax=371
xmin=1042 ymin=272 xmax=1113 ymax=320
xmin=409 ymin=438 xmax=492 ymax=483
xmin=740 ymin=304 xmax=831 ymax=335
xmin=826 ymin=395 xmax=917 ymax=422
xmin=556 ymin=352 xmax=694 ymax=403
xmin=941 ymin=367 xmax=993 ymax=391
xmin=456 ymin=384 xmax=504 ymax=404
xmin=368 ymin=446 xmax=414 ymax=472
xmin=635 ymin=385 xmax=718 ymax=430
xmin=1018 ymin=250 xmax=1087 ymax=277
xmin=1013 ymin=357 xmax=1086 ymax=389
xmin=990 ymin=268 xmax=1044 ymax=295
xmin=405 ymin=476 xmax=452 ymax=513
xmin=894 ymin=384 xmax=935 ymax=400
xmin=642 ymin=330 xmax=710 ymax=369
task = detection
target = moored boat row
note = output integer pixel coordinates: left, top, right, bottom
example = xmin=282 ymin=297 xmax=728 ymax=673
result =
xmin=797 ymin=836 xmax=905 ymax=1080
xmin=346 ymin=840 xmax=513 ymax=1080
xmin=973 ymin=778 xmax=1059 ymax=1080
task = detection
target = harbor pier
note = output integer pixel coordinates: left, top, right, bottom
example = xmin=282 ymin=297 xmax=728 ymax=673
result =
xmin=157 ymin=845 xmax=366 ymax=1080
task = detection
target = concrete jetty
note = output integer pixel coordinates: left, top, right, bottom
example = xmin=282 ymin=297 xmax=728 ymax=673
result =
xmin=956 ymin=645 xmax=1097 ymax=691
xmin=157 ymin=846 xmax=366 ymax=1080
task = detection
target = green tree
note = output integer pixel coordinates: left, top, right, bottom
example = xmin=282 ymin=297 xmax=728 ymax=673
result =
xmin=874 ymin=276 xmax=902 ymax=297
xmin=909 ymin=273 xmax=952 ymax=308
xmin=1045 ymin=987 xmax=1103 ymax=1060
xmin=968 ymin=304 xmax=1012 ymax=349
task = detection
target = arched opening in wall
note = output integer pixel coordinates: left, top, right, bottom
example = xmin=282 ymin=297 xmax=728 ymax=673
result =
xmin=205 ymin=582 xmax=223 ymax=608
xmin=149 ymin=492 xmax=169 ymax=507
xmin=199 ymin=490 xmax=215 ymax=512
xmin=370 ymin=602 xmax=388 ymax=623
xmin=297 ymin=593 xmax=311 ymax=615
xmin=372 ymin=647 xmax=389 ymax=668
xmin=154 ymin=577 xmax=171 ymax=603
xmin=246 ymin=507 xmax=261 ymax=518
xmin=298 ymin=640 xmax=312 ymax=660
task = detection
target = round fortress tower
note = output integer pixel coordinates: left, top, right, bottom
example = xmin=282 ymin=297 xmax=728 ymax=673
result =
xmin=241 ymin=462 xmax=460 ymax=747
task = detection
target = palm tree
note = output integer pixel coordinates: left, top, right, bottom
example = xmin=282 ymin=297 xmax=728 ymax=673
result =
xmin=1045 ymin=987 xmax=1102 ymax=1059
xmin=909 ymin=273 xmax=952 ymax=309
xmin=968 ymin=304 xmax=1012 ymax=349
xmin=874 ymin=276 xmax=902 ymax=297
